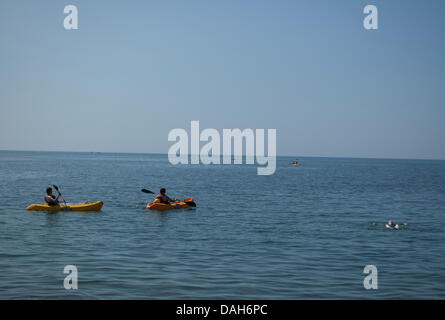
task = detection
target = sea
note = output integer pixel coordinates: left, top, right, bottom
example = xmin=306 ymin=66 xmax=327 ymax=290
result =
xmin=0 ymin=150 xmax=444 ymax=299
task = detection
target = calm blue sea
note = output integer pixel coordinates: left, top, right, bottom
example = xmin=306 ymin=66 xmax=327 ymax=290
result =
xmin=0 ymin=150 xmax=444 ymax=299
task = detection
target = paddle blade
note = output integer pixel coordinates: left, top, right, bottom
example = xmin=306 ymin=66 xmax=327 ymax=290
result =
xmin=185 ymin=200 xmax=197 ymax=207
xmin=141 ymin=189 xmax=155 ymax=194
xmin=52 ymin=185 xmax=60 ymax=192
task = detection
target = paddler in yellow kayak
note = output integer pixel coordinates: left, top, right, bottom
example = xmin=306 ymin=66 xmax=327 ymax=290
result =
xmin=154 ymin=188 xmax=178 ymax=204
xmin=44 ymin=187 xmax=63 ymax=206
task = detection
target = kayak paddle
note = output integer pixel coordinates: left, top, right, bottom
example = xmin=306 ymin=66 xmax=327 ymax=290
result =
xmin=141 ymin=188 xmax=155 ymax=194
xmin=185 ymin=200 xmax=196 ymax=207
xmin=53 ymin=184 xmax=67 ymax=206
xmin=181 ymin=197 xmax=196 ymax=207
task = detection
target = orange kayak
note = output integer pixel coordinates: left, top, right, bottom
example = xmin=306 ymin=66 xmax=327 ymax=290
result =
xmin=146 ymin=198 xmax=195 ymax=211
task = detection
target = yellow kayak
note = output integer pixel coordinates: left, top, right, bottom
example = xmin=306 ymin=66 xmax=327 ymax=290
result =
xmin=26 ymin=201 xmax=103 ymax=212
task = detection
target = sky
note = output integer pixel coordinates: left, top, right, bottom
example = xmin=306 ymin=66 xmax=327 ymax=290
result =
xmin=0 ymin=0 xmax=444 ymax=159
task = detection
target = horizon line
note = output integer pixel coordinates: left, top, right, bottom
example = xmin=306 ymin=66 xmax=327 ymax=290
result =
xmin=0 ymin=148 xmax=444 ymax=162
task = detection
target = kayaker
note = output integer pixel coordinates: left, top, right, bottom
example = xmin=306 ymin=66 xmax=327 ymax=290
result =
xmin=44 ymin=187 xmax=62 ymax=206
xmin=154 ymin=188 xmax=177 ymax=204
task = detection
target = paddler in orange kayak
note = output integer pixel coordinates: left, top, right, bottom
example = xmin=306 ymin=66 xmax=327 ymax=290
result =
xmin=154 ymin=188 xmax=178 ymax=204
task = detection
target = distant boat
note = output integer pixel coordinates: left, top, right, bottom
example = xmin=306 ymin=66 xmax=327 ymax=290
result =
xmin=290 ymin=160 xmax=301 ymax=166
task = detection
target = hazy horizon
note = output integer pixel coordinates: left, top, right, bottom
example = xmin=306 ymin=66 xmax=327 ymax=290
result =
xmin=1 ymin=148 xmax=444 ymax=161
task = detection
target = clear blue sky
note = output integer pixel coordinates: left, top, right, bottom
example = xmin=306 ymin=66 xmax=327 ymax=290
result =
xmin=1 ymin=0 xmax=444 ymax=159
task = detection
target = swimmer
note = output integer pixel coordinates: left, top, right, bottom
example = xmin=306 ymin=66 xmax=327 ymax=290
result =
xmin=372 ymin=220 xmax=408 ymax=230
xmin=385 ymin=220 xmax=408 ymax=230
xmin=385 ymin=220 xmax=395 ymax=229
